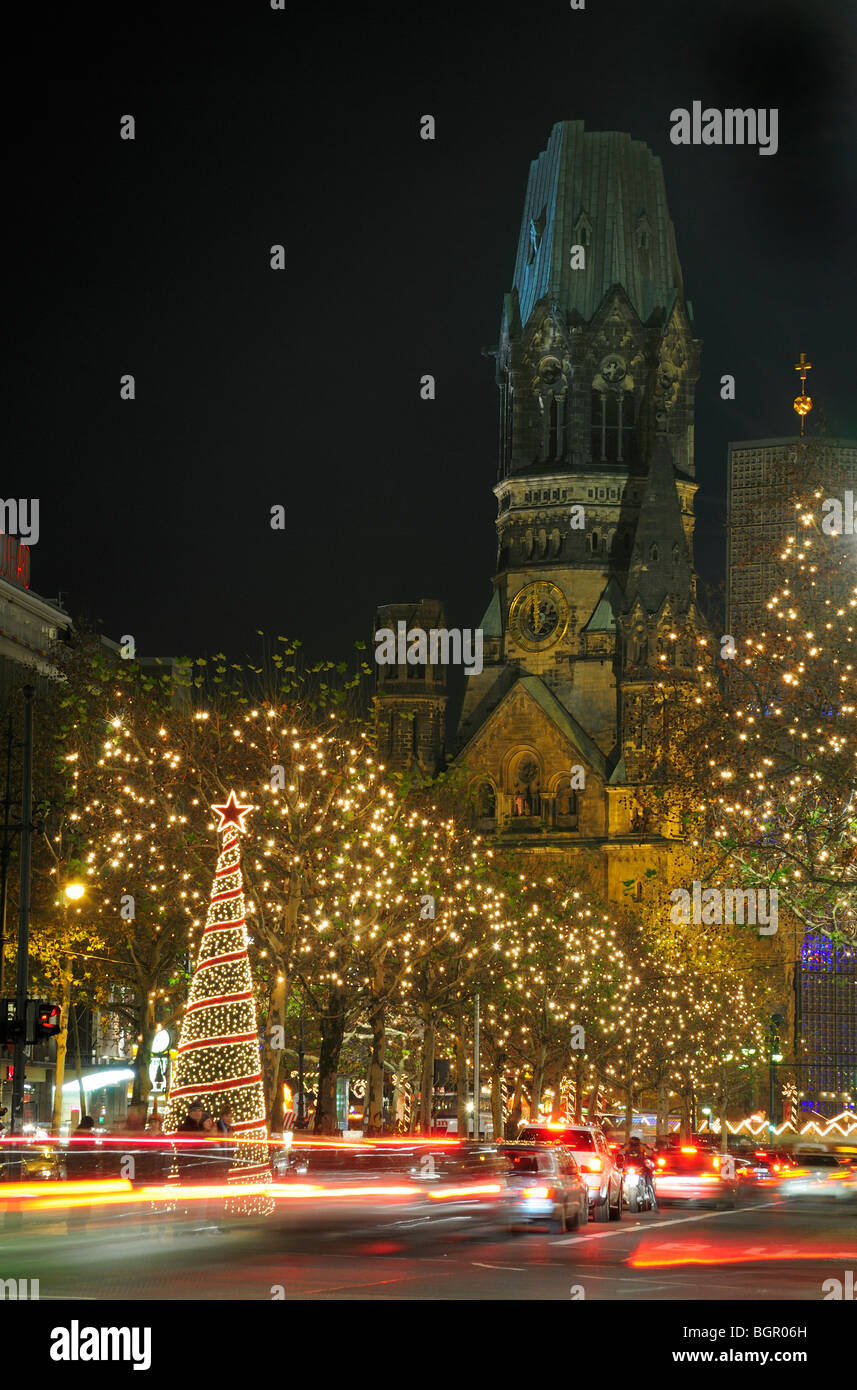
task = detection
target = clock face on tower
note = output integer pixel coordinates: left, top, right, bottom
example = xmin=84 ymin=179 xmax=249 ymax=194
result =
xmin=508 ymin=581 xmax=569 ymax=652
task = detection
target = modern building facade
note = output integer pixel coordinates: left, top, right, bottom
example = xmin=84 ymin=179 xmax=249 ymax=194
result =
xmin=726 ymin=435 xmax=857 ymax=637
xmin=724 ymin=432 xmax=857 ymax=1119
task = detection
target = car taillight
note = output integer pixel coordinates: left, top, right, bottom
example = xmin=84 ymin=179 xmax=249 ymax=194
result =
xmin=580 ymin=1157 xmax=602 ymax=1173
xmin=522 ymin=1186 xmax=552 ymax=1199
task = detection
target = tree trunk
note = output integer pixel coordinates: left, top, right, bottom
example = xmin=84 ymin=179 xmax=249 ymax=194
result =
xmin=263 ymin=976 xmax=288 ymax=1131
xmin=587 ymin=1065 xmax=601 ymax=1121
xmin=454 ymin=1008 xmax=469 ymax=1138
xmin=491 ymin=1067 xmax=504 ymax=1140
xmin=656 ymin=1075 xmax=670 ymax=1137
xmin=365 ymin=994 xmax=386 ymax=1135
xmin=624 ymin=1075 xmax=634 ymax=1141
xmin=546 ymin=1060 xmax=563 ymax=1120
xmin=573 ymin=1054 xmax=584 ymax=1122
xmin=50 ymin=957 xmax=74 ymax=1133
xmin=70 ymin=1004 xmax=87 ymax=1121
xmin=314 ymin=985 xmax=347 ymax=1135
xmin=530 ymin=1043 xmax=547 ymax=1121
xmin=130 ymin=993 xmax=156 ymax=1112
xmin=718 ymin=1071 xmax=730 ymax=1153
xmin=417 ymin=1015 xmax=436 ymax=1134
xmin=679 ymin=1087 xmax=692 ymax=1140
xmin=506 ymin=1069 xmax=524 ymax=1138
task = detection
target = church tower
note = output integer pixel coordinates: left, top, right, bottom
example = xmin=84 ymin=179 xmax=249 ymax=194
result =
xmin=455 ymin=121 xmax=707 ymax=893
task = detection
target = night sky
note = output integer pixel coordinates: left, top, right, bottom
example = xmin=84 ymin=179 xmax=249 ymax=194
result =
xmin=7 ymin=0 xmax=856 ymax=667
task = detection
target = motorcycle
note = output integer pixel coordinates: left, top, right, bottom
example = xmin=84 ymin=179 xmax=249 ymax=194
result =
xmin=620 ymin=1152 xmax=657 ymax=1212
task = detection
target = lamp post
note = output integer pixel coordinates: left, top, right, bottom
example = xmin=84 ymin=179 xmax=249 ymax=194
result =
xmin=473 ymin=992 xmax=480 ymax=1141
xmin=9 ymin=687 xmax=34 ymax=1137
xmin=297 ymin=1012 xmax=305 ymax=1127
xmin=769 ymin=1013 xmax=785 ymax=1134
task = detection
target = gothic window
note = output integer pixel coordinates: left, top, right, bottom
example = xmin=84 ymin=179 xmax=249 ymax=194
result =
xmin=550 ymin=528 xmax=561 ymax=556
xmin=628 ymin=697 xmax=645 ymax=747
xmin=476 ymin=782 xmax=496 ymax=820
xmin=408 ymin=662 xmax=425 ymax=680
xmin=591 ymin=389 xmax=635 ymax=463
xmin=555 ymin=780 xmax=579 ymax=825
xmin=672 ymin=542 xmax=680 ymax=564
xmin=548 ymin=399 xmax=558 ymax=459
xmin=590 ymin=529 xmax=599 ymax=553
xmin=511 ymin=757 xmax=541 ymax=817
xmin=650 ymin=543 xmax=659 ymax=562
xmin=574 ymin=211 xmax=592 ymax=247
xmin=537 ymin=528 xmax=548 ymax=557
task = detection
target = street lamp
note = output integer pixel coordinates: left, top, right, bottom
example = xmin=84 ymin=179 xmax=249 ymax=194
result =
xmin=769 ymin=1013 xmax=785 ymax=1133
xmin=64 ymin=882 xmax=85 ymax=902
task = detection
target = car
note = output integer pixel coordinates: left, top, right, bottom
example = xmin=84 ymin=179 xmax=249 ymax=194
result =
xmin=652 ymin=1144 xmax=738 ymax=1208
xmin=732 ymin=1155 xmax=778 ymax=1191
xmin=779 ymin=1151 xmax=857 ymax=1202
xmin=273 ymin=1140 xmax=509 ymax=1238
xmin=0 ymin=1140 xmax=62 ymax=1181
xmin=517 ymin=1123 xmax=623 ymax=1222
xmin=499 ymin=1142 xmax=588 ymax=1232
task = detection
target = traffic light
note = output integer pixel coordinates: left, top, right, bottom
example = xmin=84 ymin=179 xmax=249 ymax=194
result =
xmin=33 ymin=1002 xmax=61 ymax=1040
xmin=0 ymin=999 xmax=24 ymax=1046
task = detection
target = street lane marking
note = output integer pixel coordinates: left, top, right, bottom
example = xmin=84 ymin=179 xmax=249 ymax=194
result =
xmin=472 ymin=1262 xmax=526 ymax=1271
xmin=551 ymin=1200 xmax=782 ymax=1245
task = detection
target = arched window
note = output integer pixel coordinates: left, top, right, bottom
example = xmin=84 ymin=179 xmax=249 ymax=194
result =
xmin=511 ymin=757 xmax=541 ymax=817
xmin=548 ymin=398 xmax=559 ymax=459
xmin=591 ymin=388 xmax=636 ymax=463
xmin=555 ymin=781 xmax=579 ymax=826
xmin=476 ymin=783 xmax=496 ymax=820
xmin=650 ymin=543 xmax=660 ymax=563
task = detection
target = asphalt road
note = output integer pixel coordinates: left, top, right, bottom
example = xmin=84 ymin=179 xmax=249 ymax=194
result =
xmin=2 ymin=1196 xmax=855 ymax=1300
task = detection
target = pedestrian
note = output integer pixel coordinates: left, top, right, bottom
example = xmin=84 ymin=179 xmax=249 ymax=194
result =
xmin=177 ymin=1101 xmax=204 ymax=1133
xmin=216 ymin=1106 xmax=236 ymax=1170
xmin=216 ymin=1106 xmax=234 ymax=1136
xmin=175 ymin=1101 xmax=206 ymax=1187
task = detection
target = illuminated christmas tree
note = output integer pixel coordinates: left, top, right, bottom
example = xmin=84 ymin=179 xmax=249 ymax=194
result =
xmin=164 ymin=791 xmax=271 ymax=1200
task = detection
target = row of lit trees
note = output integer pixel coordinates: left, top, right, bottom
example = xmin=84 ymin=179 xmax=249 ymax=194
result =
xmin=5 ymin=618 xmax=783 ymax=1136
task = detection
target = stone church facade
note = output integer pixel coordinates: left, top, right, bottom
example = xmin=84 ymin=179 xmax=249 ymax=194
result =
xmin=375 ymin=121 xmax=710 ymax=904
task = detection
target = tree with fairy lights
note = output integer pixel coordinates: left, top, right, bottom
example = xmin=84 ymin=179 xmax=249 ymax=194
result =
xmin=706 ymin=484 xmax=857 ymax=946
xmin=164 ymin=791 xmax=271 ymax=1194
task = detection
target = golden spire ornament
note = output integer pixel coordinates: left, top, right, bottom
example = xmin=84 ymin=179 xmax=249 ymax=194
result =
xmin=793 ymin=351 xmax=813 ymax=436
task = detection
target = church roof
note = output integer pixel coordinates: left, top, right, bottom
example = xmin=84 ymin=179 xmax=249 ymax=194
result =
xmin=624 ymin=432 xmax=693 ymax=616
xmin=478 ymin=589 xmax=502 ymax=638
xmin=582 ymin=577 xmax=623 ymax=633
xmin=509 ymin=121 xmax=684 ymax=331
xmin=516 ymin=676 xmax=609 ymax=780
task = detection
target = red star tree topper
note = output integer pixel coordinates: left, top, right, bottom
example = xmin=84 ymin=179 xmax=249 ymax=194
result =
xmin=164 ymin=790 xmax=270 ymax=1203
